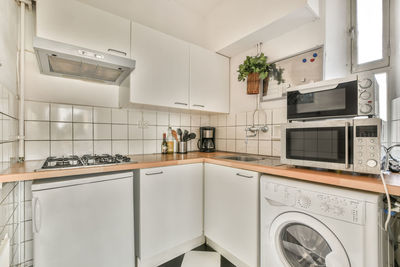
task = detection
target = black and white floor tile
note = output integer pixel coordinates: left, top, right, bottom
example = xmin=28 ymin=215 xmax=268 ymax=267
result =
xmin=158 ymin=244 xmax=236 ymax=267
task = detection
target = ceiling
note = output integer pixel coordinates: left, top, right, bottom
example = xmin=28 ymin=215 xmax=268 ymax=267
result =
xmin=173 ymin=0 xmax=225 ymax=17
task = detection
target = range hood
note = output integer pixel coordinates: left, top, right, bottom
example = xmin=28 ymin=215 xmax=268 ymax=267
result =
xmin=33 ymin=37 xmax=136 ymax=85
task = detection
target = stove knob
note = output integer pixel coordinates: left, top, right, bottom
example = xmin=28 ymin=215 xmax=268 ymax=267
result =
xmin=367 ymin=159 xmax=377 ymax=168
xmin=360 ymin=91 xmax=371 ymax=100
xmin=360 ymin=104 xmax=373 ymax=114
xmin=320 ymin=202 xmax=329 ymax=212
xmin=333 ymin=206 xmax=344 ymax=216
xmin=359 ymin=78 xmax=372 ymax=89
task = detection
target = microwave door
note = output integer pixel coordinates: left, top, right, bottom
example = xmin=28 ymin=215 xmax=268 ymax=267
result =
xmin=287 ymin=81 xmax=358 ymax=120
xmin=282 ymin=122 xmax=353 ymax=171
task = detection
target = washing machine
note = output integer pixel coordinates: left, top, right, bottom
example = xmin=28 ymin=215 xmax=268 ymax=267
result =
xmin=261 ymin=175 xmax=390 ymax=267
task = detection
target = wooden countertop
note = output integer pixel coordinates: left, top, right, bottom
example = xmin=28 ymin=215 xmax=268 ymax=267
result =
xmin=1 ymin=152 xmax=400 ymax=196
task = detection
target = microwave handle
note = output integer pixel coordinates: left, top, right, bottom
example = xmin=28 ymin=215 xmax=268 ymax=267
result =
xmin=345 ymin=122 xmax=350 ymax=169
xmin=295 ymin=83 xmax=339 ymax=94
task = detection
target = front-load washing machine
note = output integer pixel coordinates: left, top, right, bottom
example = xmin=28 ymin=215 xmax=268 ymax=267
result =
xmin=261 ymin=175 xmax=390 ymax=267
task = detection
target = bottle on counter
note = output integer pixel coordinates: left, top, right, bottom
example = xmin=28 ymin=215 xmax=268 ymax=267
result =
xmin=161 ymin=133 xmax=168 ymax=154
xmin=167 ymin=127 xmax=174 ymax=154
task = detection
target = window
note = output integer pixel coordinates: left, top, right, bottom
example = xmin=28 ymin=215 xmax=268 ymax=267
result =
xmin=351 ymin=0 xmax=390 ymax=72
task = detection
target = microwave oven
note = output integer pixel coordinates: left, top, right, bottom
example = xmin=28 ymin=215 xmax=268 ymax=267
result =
xmin=287 ymin=75 xmax=378 ymax=121
xmin=281 ymin=118 xmax=382 ymax=174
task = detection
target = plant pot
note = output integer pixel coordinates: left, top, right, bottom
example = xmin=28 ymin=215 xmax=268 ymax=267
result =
xmin=263 ymin=73 xmax=270 ymax=96
xmin=247 ymin=72 xmax=260 ymax=95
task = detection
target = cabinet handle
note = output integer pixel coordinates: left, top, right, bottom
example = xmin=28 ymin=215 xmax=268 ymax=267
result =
xmin=32 ymin=197 xmax=41 ymax=233
xmin=107 ymin=48 xmax=127 ymax=56
xmin=145 ymin=171 xmax=164 ymax=176
xmin=193 ymin=104 xmax=205 ymax=108
xmin=174 ymin=102 xmax=188 ymax=106
xmin=236 ymin=173 xmax=253 ymax=179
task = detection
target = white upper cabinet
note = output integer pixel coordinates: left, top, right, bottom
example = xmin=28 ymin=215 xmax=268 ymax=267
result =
xmin=36 ymin=0 xmax=131 ymax=58
xmin=128 ymin=23 xmax=190 ymax=109
xmin=190 ymin=45 xmax=230 ymax=113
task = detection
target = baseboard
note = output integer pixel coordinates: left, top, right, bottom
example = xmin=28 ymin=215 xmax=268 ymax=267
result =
xmin=205 ymin=237 xmax=250 ymax=267
xmin=137 ymin=236 xmax=205 ymax=267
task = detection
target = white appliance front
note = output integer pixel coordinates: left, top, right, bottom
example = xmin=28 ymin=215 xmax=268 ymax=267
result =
xmin=32 ymin=172 xmax=135 ymax=267
xmin=261 ymin=175 xmax=387 ymax=267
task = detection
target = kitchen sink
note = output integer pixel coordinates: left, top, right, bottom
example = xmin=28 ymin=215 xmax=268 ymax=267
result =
xmin=216 ymin=155 xmax=269 ymax=162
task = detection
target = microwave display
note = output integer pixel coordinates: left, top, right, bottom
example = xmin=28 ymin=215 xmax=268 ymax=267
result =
xmin=286 ymin=127 xmax=353 ymax=164
xmin=356 ymin=125 xmax=377 ymax=137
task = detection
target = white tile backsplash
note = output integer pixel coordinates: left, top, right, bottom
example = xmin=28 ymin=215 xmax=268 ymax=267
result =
xmin=143 ymin=125 xmax=157 ymax=140
xmin=73 ymin=105 xmax=93 ymax=123
xmin=129 ymin=140 xmax=143 ymax=155
xmin=129 ymin=110 xmax=142 ymax=125
xmin=25 ymin=121 xmax=49 ymax=140
xmin=51 ymin=122 xmax=72 ymax=140
xmin=156 ymin=112 xmax=169 ymax=126
xmin=129 ymin=125 xmax=143 ymax=140
xmin=112 ymin=140 xmax=128 ymax=155
xmin=112 ymin=109 xmax=128 ymax=124
xmin=143 ymin=140 xmax=156 ymax=154
xmin=50 ymin=103 xmax=72 ymax=122
xmin=94 ymin=140 xmax=112 ymax=154
xmin=25 ymin=101 xmax=49 ymax=121
xmin=51 ymin=141 xmax=73 ymax=157
xmin=143 ymin=111 xmax=157 ymax=125
xmin=181 ymin=113 xmax=191 ymax=127
xmin=94 ymin=124 xmax=111 ymax=140
xmin=74 ymin=141 xmax=94 ymax=156
xmin=112 ymin=124 xmax=128 ymax=140
xmin=25 ymin=141 xmax=50 ymax=160
xmin=236 ymin=112 xmax=246 ymax=126
xmin=73 ymin=123 xmax=93 ymax=140
xmin=93 ymin=107 xmax=112 ymax=123
xmin=170 ymin=113 xmax=180 ymax=126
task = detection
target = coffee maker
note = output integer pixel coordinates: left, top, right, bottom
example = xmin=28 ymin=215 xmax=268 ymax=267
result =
xmin=198 ymin=127 xmax=216 ymax=152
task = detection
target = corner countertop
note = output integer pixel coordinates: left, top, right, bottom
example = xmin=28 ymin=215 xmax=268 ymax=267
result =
xmin=1 ymin=151 xmax=400 ymax=196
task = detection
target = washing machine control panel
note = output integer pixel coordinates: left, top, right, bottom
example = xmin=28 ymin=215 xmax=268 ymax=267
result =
xmin=264 ymin=182 xmax=365 ymax=225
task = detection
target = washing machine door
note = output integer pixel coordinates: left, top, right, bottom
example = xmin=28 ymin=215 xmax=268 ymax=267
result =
xmin=270 ymin=212 xmax=350 ymax=267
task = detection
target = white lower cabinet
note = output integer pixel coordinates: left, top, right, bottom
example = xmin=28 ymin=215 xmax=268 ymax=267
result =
xmin=135 ymin=164 xmax=204 ymax=266
xmin=204 ymin=163 xmax=259 ymax=267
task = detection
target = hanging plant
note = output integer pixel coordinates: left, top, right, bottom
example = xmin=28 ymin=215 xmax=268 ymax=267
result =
xmin=237 ymin=53 xmax=284 ymax=95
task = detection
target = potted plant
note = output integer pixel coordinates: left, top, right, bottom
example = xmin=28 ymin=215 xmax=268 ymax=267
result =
xmin=237 ymin=53 xmax=284 ymax=95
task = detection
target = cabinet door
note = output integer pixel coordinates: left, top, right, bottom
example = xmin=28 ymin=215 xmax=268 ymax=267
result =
xmin=138 ymin=164 xmax=203 ymax=260
xmin=130 ymin=23 xmax=190 ymax=109
xmin=190 ymin=45 xmax=230 ymax=113
xmin=36 ymin=0 xmax=131 ymax=58
xmin=205 ymin=164 xmax=259 ymax=267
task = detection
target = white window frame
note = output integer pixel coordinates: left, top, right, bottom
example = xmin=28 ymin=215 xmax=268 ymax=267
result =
xmin=350 ymin=0 xmax=390 ymax=73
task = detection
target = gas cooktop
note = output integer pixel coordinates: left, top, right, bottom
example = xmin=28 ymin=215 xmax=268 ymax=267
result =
xmin=36 ymin=154 xmax=133 ymax=171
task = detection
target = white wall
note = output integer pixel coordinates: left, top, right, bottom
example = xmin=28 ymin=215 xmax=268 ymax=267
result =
xmin=23 ymin=8 xmax=120 ymax=108
xmin=229 ymin=15 xmax=324 ymax=114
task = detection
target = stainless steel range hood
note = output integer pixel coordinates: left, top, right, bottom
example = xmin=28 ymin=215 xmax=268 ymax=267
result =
xmin=33 ymin=37 xmax=136 ymax=85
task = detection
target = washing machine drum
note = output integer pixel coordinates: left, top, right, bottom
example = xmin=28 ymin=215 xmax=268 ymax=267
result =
xmin=270 ymin=212 xmax=351 ymax=267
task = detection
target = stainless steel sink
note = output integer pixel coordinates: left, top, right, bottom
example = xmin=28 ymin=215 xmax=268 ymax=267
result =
xmin=216 ymin=155 xmax=269 ymax=162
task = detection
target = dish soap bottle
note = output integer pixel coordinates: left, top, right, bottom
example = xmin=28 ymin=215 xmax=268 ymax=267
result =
xmin=161 ymin=133 xmax=168 ymax=154
xmin=167 ymin=127 xmax=174 ymax=154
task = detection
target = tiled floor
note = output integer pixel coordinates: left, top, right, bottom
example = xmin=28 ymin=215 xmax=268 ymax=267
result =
xmin=158 ymin=244 xmax=236 ymax=267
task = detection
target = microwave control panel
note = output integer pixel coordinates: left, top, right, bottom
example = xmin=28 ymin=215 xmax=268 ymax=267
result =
xmin=353 ymin=119 xmax=381 ymax=174
xmin=358 ymin=76 xmax=377 ymax=117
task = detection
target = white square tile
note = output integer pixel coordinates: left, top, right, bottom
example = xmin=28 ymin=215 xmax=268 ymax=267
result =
xmin=246 ymin=140 xmax=259 ymax=154
xmin=129 ymin=110 xmax=142 ymax=125
xmin=25 ymin=141 xmax=49 ymax=160
xmin=25 ymin=101 xmax=49 ymax=121
xmin=181 ymin=113 xmax=191 ymax=126
xmin=94 ymin=140 xmax=111 ymax=155
xmin=157 ymin=112 xmax=169 ymax=126
xmin=112 ymin=109 xmax=128 ymax=124
xmin=50 ymin=103 xmax=72 ymax=122
xmin=226 ymin=139 xmax=235 ymax=152
xmin=217 ymin=115 xmax=227 ymax=127
xmin=73 ymin=141 xmax=93 ymax=156
xmin=2 ymin=116 xmax=9 ymax=141
xmin=50 ymin=141 xmax=73 ymax=157
xmin=259 ymin=109 xmax=272 ymax=125
xmin=259 ymin=126 xmax=272 ymax=140
xmin=51 ymin=122 xmax=72 ymax=140
xmin=236 ymin=140 xmax=246 ymax=153
xmin=94 ymin=124 xmax=111 ymax=140
xmin=1 ymin=88 xmax=8 ymax=115
xmin=191 ymin=114 xmax=201 ymax=127
xmin=247 ymin=111 xmax=258 ymax=126
xmin=143 ymin=140 xmax=156 ymax=154
xmin=272 ymin=140 xmax=281 ymax=157
xmin=227 ymin=113 xmax=236 ymax=126
xmin=170 ymin=112 xmax=181 ymax=126
xmin=200 ymin=115 xmax=210 ymax=126
xmin=156 ymin=126 xmax=168 ymax=140
xmin=129 ymin=125 xmax=143 ymax=139
xmin=112 ymin=124 xmax=128 ymax=140
xmin=272 ymin=107 xmax=287 ymax=124
xmin=235 ymin=126 xmax=246 ymax=139
xmin=216 ymin=139 xmax=227 ymax=151
xmin=272 ymin=125 xmax=281 ymax=140
xmin=210 ymin=115 xmax=218 ymax=127
xmin=156 ymin=139 xmax=163 ymax=153
xmin=236 ymin=112 xmax=247 ymax=126
xmin=259 ymin=140 xmax=272 ymax=156
xmin=25 ymin=121 xmax=49 ymax=140
xmin=129 ymin=140 xmax=143 ymax=155
xmin=216 ymin=127 xmax=227 ymax=139
xmin=73 ymin=105 xmax=93 ymax=123
xmin=93 ymin=107 xmax=111 ymax=123
xmin=226 ymin=126 xmax=236 ymax=139
xmin=112 ymin=140 xmax=128 ymax=155
xmin=73 ymin=123 xmax=93 ymax=140
xmin=143 ymin=125 xmax=157 ymax=139
xmin=143 ymin=111 xmax=157 ymax=125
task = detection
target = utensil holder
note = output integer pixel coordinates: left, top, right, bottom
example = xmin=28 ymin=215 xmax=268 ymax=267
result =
xmin=178 ymin=141 xmax=188 ymax=154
